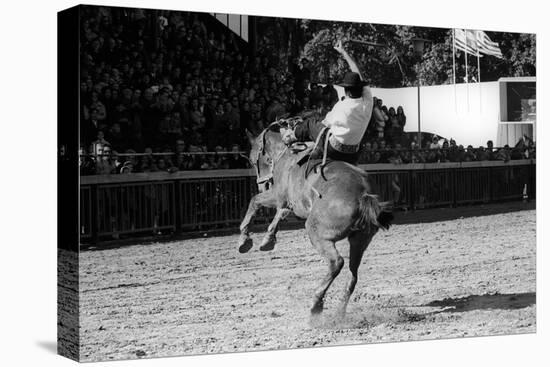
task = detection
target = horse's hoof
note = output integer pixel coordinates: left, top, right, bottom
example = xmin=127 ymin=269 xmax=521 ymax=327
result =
xmin=310 ymin=302 xmax=324 ymax=315
xmin=238 ymin=237 xmax=253 ymax=253
xmin=259 ymin=237 xmax=276 ymax=252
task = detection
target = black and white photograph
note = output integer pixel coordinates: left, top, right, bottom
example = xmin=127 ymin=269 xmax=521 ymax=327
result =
xmin=52 ymin=1 xmax=541 ymax=364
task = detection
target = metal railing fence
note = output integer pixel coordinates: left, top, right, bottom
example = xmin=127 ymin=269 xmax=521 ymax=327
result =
xmin=80 ymin=160 xmax=535 ymax=243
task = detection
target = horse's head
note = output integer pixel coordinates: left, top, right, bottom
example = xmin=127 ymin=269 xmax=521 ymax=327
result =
xmin=246 ymin=125 xmax=285 ymax=193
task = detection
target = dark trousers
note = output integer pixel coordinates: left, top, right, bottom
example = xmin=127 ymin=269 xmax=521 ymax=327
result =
xmin=294 ymin=114 xmax=359 ymax=165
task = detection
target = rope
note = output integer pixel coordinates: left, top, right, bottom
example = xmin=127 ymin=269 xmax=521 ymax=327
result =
xmin=302 ymin=126 xmax=330 ymax=199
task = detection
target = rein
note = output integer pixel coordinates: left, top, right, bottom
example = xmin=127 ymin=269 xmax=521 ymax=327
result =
xmin=252 ymin=117 xmax=322 ymax=199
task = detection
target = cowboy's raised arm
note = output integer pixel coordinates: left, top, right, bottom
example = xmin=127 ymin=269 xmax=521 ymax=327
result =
xmin=334 ymin=40 xmax=364 ymax=80
xmin=334 ymin=40 xmax=372 ymax=102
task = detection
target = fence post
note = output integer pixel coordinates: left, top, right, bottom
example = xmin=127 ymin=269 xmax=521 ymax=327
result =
xmin=90 ymin=184 xmax=98 ymax=244
xmin=408 ymin=169 xmax=415 ymax=211
xmin=451 ymin=168 xmax=457 ymax=208
xmin=488 ymin=166 xmax=493 ymax=203
xmin=174 ymin=180 xmax=182 ymax=234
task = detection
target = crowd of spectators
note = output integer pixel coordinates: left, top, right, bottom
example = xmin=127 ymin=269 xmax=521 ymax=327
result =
xmin=359 ymin=98 xmax=535 ymax=164
xmin=78 ymin=6 xmax=535 ymax=176
xmin=79 ymin=6 xmax=342 ymax=175
xmin=358 ymin=136 xmax=535 ymax=165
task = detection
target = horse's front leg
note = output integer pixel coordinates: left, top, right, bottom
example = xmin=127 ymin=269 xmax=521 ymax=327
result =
xmin=259 ymin=208 xmax=291 ymax=251
xmin=238 ymin=191 xmax=277 ymax=253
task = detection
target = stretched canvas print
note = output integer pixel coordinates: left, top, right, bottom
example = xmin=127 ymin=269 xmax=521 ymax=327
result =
xmin=58 ymin=4 xmax=537 ymax=362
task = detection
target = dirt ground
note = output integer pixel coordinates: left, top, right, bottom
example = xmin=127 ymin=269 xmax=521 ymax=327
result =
xmin=77 ymin=209 xmax=536 ymax=362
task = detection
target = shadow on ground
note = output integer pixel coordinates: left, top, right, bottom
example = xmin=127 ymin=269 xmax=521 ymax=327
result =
xmin=328 ymin=292 xmax=537 ymax=329
xmin=393 ymin=201 xmax=535 ymax=225
xmin=423 ymin=292 xmax=536 ymax=313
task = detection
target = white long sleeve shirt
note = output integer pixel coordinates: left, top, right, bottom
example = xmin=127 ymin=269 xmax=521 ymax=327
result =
xmin=322 ymin=87 xmax=373 ymax=146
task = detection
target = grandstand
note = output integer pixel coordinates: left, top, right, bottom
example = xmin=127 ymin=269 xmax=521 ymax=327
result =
xmin=80 ymin=6 xmax=535 ymax=176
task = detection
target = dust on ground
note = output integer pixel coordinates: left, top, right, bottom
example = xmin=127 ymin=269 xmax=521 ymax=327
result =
xmin=78 ymin=209 xmax=536 ymax=361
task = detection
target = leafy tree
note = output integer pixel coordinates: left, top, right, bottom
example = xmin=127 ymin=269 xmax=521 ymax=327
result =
xmin=253 ymin=16 xmax=536 ymax=86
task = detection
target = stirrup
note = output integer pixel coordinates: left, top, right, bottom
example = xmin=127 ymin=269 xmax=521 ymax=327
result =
xmin=289 ymin=142 xmax=308 ymax=153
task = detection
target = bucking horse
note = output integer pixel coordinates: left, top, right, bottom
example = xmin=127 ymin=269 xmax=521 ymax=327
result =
xmin=237 ymin=119 xmax=393 ymax=318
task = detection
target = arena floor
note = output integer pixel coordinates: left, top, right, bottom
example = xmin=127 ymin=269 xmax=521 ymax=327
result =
xmin=77 ymin=208 xmax=536 ymax=362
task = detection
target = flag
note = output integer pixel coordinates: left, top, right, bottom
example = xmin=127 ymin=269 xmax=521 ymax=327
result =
xmin=454 ymin=29 xmax=503 ymax=58
xmin=476 ymin=31 xmax=503 ymax=58
xmin=454 ymin=29 xmax=478 ymax=56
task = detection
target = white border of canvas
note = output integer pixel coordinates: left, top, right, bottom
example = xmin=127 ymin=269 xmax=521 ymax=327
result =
xmin=0 ymin=0 xmax=546 ymax=366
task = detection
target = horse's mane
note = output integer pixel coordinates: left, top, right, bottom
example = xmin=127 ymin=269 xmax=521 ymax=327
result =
xmin=265 ymin=121 xmax=281 ymax=133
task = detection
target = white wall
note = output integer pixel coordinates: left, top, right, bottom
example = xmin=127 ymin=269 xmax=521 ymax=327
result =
xmin=336 ymin=82 xmax=501 ymax=147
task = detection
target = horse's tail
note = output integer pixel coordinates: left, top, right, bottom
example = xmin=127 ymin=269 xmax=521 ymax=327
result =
xmin=354 ymin=193 xmax=394 ymax=231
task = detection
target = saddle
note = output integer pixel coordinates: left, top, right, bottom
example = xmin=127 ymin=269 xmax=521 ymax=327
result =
xmin=278 ymin=114 xmax=331 ymax=172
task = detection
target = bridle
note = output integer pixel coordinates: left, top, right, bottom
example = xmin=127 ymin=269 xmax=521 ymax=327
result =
xmin=250 ymin=120 xmax=290 ymax=190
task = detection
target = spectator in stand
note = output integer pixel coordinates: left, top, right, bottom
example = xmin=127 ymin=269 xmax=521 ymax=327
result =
xmin=176 ymin=94 xmax=192 ymax=133
xmin=378 ymin=139 xmax=391 ymax=163
xmin=495 ymin=145 xmax=511 ymax=162
xmin=95 ymin=144 xmax=116 ymax=175
xmin=486 ymin=140 xmax=495 ymax=160
xmin=396 ymin=106 xmax=406 ymax=132
xmin=207 ymin=102 xmax=225 ymax=147
xmin=401 ymin=149 xmax=413 ymax=164
xmin=464 ymin=145 xmax=477 ymax=162
xmin=388 ymin=150 xmax=403 ymax=165
xmin=287 ymin=90 xmax=302 ymax=115
xmin=158 ymin=115 xmax=173 ymax=146
xmin=190 ymin=97 xmax=207 ymax=132
xmin=371 ymin=151 xmax=382 ymax=164
xmin=476 ymin=146 xmax=489 ymax=161
xmin=222 ymin=100 xmax=241 ymax=144
xmin=174 ymin=141 xmax=194 ymax=171
xmin=386 ymin=107 xmax=399 ymax=144
xmin=139 ymin=147 xmax=157 ymax=172
xmin=107 ymin=122 xmax=127 ymax=151
xmin=140 ymin=88 xmax=159 ymax=148
xmin=265 ymin=96 xmax=286 ymax=123
xmin=439 ymin=140 xmax=451 ymax=162
xmin=87 ymin=91 xmax=107 ymax=124
xmin=91 ymin=130 xmax=110 ymax=154
xmin=429 ymin=136 xmax=441 ymax=149
xmin=239 ymin=100 xmax=253 ymax=135
xmin=222 ymin=144 xmax=249 ymax=169
xmin=79 ymin=145 xmax=96 ymax=175
xmin=248 ymin=103 xmax=266 ymax=137
xmin=372 ymin=97 xmax=388 ymax=139
xmin=359 ymin=141 xmax=373 ymax=164
xmin=213 ymin=145 xmax=228 ymax=168
xmin=167 ymin=111 xmax=183 ymax=141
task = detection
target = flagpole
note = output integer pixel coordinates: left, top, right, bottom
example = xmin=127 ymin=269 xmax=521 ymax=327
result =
xmin=477 ymin=31 xmax=482 ymax=113
xmin=465 ymin=36 xmax=469 ymax=112
xmin=452 ymin=28 xmax=457 ymax=112
xmin=476 ymin=35 xmax=481 ymax=83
